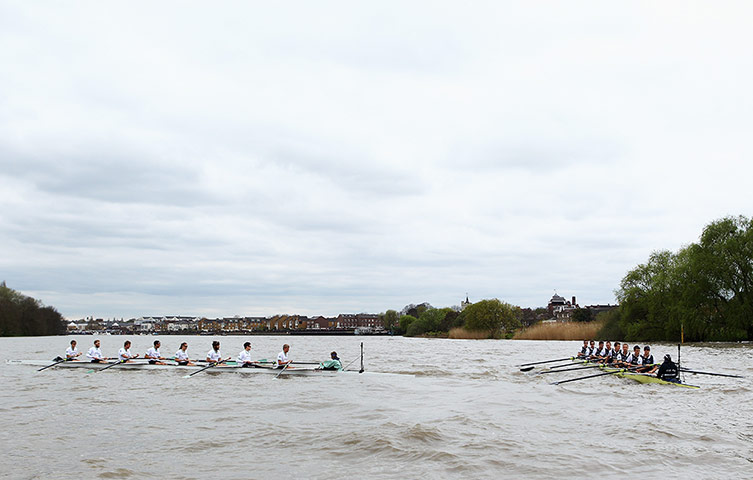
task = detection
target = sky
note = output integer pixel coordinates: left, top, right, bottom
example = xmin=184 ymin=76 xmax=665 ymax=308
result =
xmin=1 ymin=1 xmax=751 ymax=319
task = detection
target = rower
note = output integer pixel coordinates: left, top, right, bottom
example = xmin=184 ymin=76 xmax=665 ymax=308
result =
xmin=174 ymin=342 xmax=194 ymax=366
xmin=601 ymin=341 xmax=613 ymax=362
xmin=145 ymin=340 xmax=166 ymax=365
xmin=586 ymin=340 xmax=596 ymax=357
xmin=589 ymin=341 xmax=605 ymax=361
xmin=206 ymin=341 xmax=229 ymax=364
xmin=86 ymin=339 xmax=108 ymax=363
xmin=277 ymin=344 xmax=291 ymax=368
xmin=237 ymin=342 xmax=254 ymax=367
xmin=614 ymin=343 xmax=630 ymax=367
xmin=66 ymin=340 xmax=82 ymax=361
xmin=576 ymin=340 xmax=589 ymax=358
xmin=636 ymin=346 xmax=655 ymax=373
xmin=320 ymin=351 xmax=342 ymax=371
xmin=655 ymin=354 xmax=680 ymax=383
xmin=625 ymin=345 xmax=643 ymax=369
xmin=608 ymin=341 xmax=621 ymax=364
xmin=118 ymin=340 xmax=139 ymax=362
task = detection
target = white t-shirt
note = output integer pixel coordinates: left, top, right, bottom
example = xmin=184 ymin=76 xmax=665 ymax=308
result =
xmin=145 ymin=347 xmax=161 ymax=359
xmin=277 ymin=350 xmax=289 ymax=366
xmin=66 ymin=346 xmax=78 ymax=359
xmin=626 ymin=353 xmax=643 ymax=365
xmin=207 ymin=349 xmax=222 ymax=362
xmin=118 ymin=348 xmax=133 ymax=361
xmin=175 ymin=349 xmax=189 ymax=361
xmin=87 ymin=347 xmax=104 ymax=360
xmin=238 ymin=349 xmax=253 ymax=364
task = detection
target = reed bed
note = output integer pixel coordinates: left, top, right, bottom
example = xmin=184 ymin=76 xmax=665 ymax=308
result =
xmin=513 ymin=320 xmax=603 ymax=341
xmin=448 ymin=327 xmax=492 ymax=339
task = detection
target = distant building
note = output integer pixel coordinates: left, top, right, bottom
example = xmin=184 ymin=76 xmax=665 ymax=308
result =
xmin=461 ymin=294 xmax=472 ymax=311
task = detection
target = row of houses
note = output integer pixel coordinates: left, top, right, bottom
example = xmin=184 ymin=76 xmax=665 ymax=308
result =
xmin=67 ymin=313 xmax=384 ymax=334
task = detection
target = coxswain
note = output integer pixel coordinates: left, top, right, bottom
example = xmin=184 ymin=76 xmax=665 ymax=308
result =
xmin=277 ymin=344 xmax=291 ymax=368
xmin=206 ymin=341 xmax=229 ymax=364
xmin=174 ymin=342 xmax=194 ymax=366
xmin=145 ymin=340 xmax=166 ymax=365
xmin=625 ymin=345 xmax=643 ymax=369
xmin=118 ymin=340 xmax=139 ymax=362
xmin=237 ymin=342 xmax=254 ymax=367
xmin=636 ymin=346 xmax=655 ymax=373
xmin=66 ymin=340 xmax=82 ymax=361
xmin=86 ymin=339 xmax=108 ymax=363
xmin=320 ymin=351 xmax=342 ymax=371
xmin=655 ymin=354 xmax=680 ymax=383
xmin=577 ymin=340 xmax=589 ymax=358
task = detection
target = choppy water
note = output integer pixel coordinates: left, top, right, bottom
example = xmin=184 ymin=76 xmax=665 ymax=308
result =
xmin=1 ymin=335 xmax=751 ymax=479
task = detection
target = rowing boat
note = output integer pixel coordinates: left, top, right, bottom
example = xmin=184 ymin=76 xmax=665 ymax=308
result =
xmin=7 ymin=360 xmax=349 ymax=376
xmin=571 ymin=358 xmax=699 ymax=389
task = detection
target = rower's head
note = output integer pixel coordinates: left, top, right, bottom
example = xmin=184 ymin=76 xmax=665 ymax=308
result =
xmin=124 ymin=340 xmax=131 ymax=348
xmin=589 ymin=340 xmax=595 ymax=347
xmin=643 ymin=346 xmax=650 ymax=354
xmin=154 ymin=340 xmax=160 ymax=348
xmin=598 ymin=341 xmax=604 ymax=348
xmin=212 ymin=341 xmax=220 ymax=351
xmin=614 ymin=342 xmax=620 ymax=350
xmin=283 ymin=344 xmax=290 ymax=353
xmin=180 ymin=342 xmax=188 ymax=351
xmin=243 ymin=342 xmax=251 ymax=350
xmin=70 ymin=340 xmax=76 ymax=346
xmin=582 ymin=340 xmax=588 ymax=345
xmin=94 ymin=339 xmax=100 ymax=347
xmin=331 ymin=351 xmax=338 ymax=359
xmin=664 ymin=354 xmax=672 ymax=362
xmin=622 ymin=344 xmax=629 ymax=352
xmin=633 ymin=345 xmax=640 ymax=354
xmin=605 ymin=341 xmax=612 ymax=350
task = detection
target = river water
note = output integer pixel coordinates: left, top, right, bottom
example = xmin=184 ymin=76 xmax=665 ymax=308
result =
xmin=1 ymin=335 xmax=751 ymax=479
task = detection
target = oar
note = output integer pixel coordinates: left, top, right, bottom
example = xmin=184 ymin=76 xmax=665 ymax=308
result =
xmin=274 ymin=363 xmax=290 ymax=379
xmin=37 ymin=358 xmax=68 ymax=372
xmin=552 ymin=369 xmax=624 ymax=385
xmin=519 ymin=357 xmax=573 ymax=368
xmin=98 ymin=359 xmax=129 ymax=371
xmin=680 ymin=368 xmax=744 ymax=379
xmin=538 ymin=365 xmax=602 ymax=375
xmin=184 ymin=357 xmax=230 ymax=378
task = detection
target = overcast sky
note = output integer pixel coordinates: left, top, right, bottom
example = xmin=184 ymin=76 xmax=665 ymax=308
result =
xmin=1 ymin=1 xmax=751 ymax=319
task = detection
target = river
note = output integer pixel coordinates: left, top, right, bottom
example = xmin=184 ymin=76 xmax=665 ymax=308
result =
xmin=1 ymin=335 xmax=751 ymax=479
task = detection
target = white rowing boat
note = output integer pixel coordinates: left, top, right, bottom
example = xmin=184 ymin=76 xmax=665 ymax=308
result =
xmin=8 ymin=360 xmax=351 ymax=376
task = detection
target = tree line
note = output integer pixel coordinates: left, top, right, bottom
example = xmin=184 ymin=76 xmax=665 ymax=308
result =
xmin=0 ymin=282 xmax=66 ymax=336
xmin=380 ymin=299 xmax=543 ymax=338
xmin=599 ymin=215 xmax=753 ymax=342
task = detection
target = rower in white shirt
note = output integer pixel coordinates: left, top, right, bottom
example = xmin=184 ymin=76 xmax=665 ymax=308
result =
xmin=117 ymin=340 xmax=139 ymax=362
xmin=66 ymin=340 xmax=82 ymax=361
xmin=174 ymin=342 xmax=194 ymax=366
xmin=86 ymin=339 xmax=108 ymax=363
xmin=145 ymin=340 xmax=166 ymax=365
xmin=206 ymin=341 xmax=230 ymax=364
xmin=237 ymin=342 xmax=254 ymax=367
xmin=277 ymin=344 xmax=291 ymax=368
xmin=625 ymin=345 xmax=643 ymax=369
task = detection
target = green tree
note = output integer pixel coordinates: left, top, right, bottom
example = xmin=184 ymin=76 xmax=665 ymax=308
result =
xmin=571 ymin=308 xmax=593 ymax=323
xmin=462 ymin=299 xmax=520 ymax=338
xmin=382 ymin=310 xmax=399 ymax=332
xmin=398 ymin=315 xmax=417 ymax=335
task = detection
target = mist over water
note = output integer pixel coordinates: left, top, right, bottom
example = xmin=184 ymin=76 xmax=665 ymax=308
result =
xmin=1 ymin=336 xmax=751 ymax=479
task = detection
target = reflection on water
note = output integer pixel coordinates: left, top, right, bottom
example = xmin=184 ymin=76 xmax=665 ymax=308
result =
xmin=1 ymin=335 xmax=751 ymax=479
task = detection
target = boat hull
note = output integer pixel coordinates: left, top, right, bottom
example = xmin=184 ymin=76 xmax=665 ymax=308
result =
xmin=8 ymin=360 xmax=347 ymax=376
xmin=572 ymin=359 xmax=699 ymax=389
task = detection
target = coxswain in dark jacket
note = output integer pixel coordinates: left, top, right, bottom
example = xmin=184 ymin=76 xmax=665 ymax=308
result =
xmin=656 ymin=354 xmax=680 ymax=382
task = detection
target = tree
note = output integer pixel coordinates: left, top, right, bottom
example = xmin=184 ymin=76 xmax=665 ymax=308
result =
xmin=382 ymin=310 xmax=399 ymax=332
xmin=398 ymin=315 xmax=417 ymax=335
xmin=0 ymin=283 xmax=65 ymax=336
xmin=462 ymin=299 xmax=520 ymax=338
xmin=571 ymin=308 xmax=593 ymax=323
